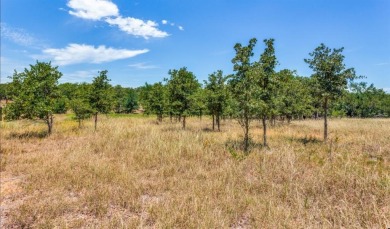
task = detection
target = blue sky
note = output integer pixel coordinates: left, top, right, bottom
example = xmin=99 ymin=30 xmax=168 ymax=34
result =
xmin=1 ymin=0 xmax=389 ymax=91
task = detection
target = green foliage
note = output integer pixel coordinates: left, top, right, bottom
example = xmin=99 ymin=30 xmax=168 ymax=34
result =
xmin=58 ymin=82 xmax=79 ymax=101
xmin=69 ymin=83 xmax=93 ymax=127
xmin=0 ymin=83 xmax=12 ymax=101
xmin=229 ymin=38 xmax=258 ymax=151
xmin=124 ymin=89 xmax=139 ymax=113
xmin=5 ymin=61 xmax=62 ymax=134
xmin=253 ymin=38 xmax=278 ymax=147
xmin=166 ymin=67 xmax=201 ymax=128
xmin=90 ymin=70 xmax=113 ymax=114
xmin=53 ymin=96 xmax=68 ymax=114
xmin=204 ymin=70 xmax=228 ymax=130
xmin=112 ymin=85 xmax=138 ymax=113
xmin=305 ymin=44 xmax=358 ymax=141
xmin=275 ymin=70 xmax=313 ymax=121
xmin=90 ymin=70 xmax=113 ymax=130
xmin=340 ymin=82 xmax=389 ymax=117
xmin=140 ymin=82 xmax=168 ymax=121
xmin=304 ymin=44 xmax=358 ymax=100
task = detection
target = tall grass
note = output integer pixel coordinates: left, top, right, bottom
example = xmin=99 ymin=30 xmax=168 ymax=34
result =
xmin=1 ymin=116 xmax=389 ymax=228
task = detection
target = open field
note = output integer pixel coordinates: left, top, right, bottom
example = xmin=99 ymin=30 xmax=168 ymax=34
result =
xmin=1 ymin=116 xmax=389 ymax=228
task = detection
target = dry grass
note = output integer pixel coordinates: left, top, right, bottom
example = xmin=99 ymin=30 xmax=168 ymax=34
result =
xmin=1 ymin=115 xmax=389 ymax=228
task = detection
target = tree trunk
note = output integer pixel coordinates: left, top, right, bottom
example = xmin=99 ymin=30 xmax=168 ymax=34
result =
xmin=262 ymin=116 xmax=267 ymax=147
xmin=324 ymin=98 xmax=328 ymax=142
xmin=182 ymin=115 xmax=186 ymax=129
xmin=287 ymin=115 xmax=292 ymax=124
xmin=199 ymin=109 xmax=202 ymax=121
xmin=217 ymin=114 xmax=220 ymax=132
xmin=78 ymin=119 xmax=81 ymax=128
xmin=270 ymin=116 xmax=275 ymax=126
xmin=47 ymin=115 xmax=53 ymax=135
xmin=94 ymin=113 xmax=98 ymax=131
xmin=212 ymin=115 xmax=215 ymax=131
xmin=243 ymin=116 xmax=249 ymax=152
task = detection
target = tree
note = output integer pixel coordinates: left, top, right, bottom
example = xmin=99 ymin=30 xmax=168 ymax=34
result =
xmin=229 ymin=38 xmax=258 ymax=151
xmin=190 ymin=87 xmax=207 ymax=121
xmin=112 ymin=85 xmax=127 ymax=113
xmin=305 ymin=44 xmax=358 ymax=141
xmin=166 ymin=67 xmax=200 ymax=129
xmin=253 ymin=38 xmax=278 ymax=147
xmin=275 ymin=70 xmax=313 ymax=123
xmin=124 ymin=89 xmax=139 ymax=113
xmin=5 ymin=61 xmax=62 ymax=135
xmin=140 ymin=82 xmax=168 ymax=122
xmin=70 ymin=83 xmax=93 ymax=128
xmin=89 ymin=70 xmax=113 ymax=130
xmin=204 ymin=70 xmax=228 ymax=131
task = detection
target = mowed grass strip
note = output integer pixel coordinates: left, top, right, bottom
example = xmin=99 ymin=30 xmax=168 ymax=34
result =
xmin=1 ymin=116 xmax=389 ymax=228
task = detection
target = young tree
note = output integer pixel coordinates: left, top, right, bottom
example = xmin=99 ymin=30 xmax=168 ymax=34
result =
xmin=305 ymin=44 xmax=358 ymax=141
xmin=124 ymin=89 xmax=139 ymax=113
xmin=204 ymin=70 xmax=228 ymax=131
xmin=139 ymin=82 xmax=168 ymax=122
xmin=190 ymin=87 xmax=207 ymax=121
xmin=253 ymin=38 xmax=278 ymax=147
xmin=112 ymin=85 xmax=127 ymax=113
xmin=5 ymin=61 xmax=62 ymax=135
xmin=89 ymin=70 xmax=113 ymax=130
xmin=166 ymin=67 xmax=200 ymax=129
xmin=70 ymin=83 xmax=93 ymax=128
xmin=275 ymin=70 xmax=313 ymax=123
xmin=229 ymin=38 xmax=258 ymax=151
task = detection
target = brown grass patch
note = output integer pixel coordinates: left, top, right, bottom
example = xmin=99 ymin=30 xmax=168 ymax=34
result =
xmin=0 ymin=116 xmax=389 ymax=228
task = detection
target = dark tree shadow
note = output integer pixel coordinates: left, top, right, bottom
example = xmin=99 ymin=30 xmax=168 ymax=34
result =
xmin=202 ymin=127 xmax=220 ymax=132
xmin=225 ymin=138 xmax=265 ymax=153
xmin=7 ymin=131 xmax=49 ymax=139
xmin=293 ymin=135 xmax=322 ymax=146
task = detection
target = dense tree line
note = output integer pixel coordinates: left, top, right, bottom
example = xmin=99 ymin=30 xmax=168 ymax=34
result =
xmin=1 ymin=40 xmax=389 ymax=149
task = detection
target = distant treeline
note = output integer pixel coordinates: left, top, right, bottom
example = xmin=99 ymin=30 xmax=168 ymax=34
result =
xmin=1 ymin=68 xmax=388 ymax=121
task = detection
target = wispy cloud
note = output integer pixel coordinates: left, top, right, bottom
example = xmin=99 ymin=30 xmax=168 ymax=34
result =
xmin=106 ymin=16 xmax=168 ymax=39
xmin=43 ymin=43 xmax=149 ymax=66
xmin=0 ymin=56 xmax=31 ymax=82
xmin=67 ymin=0 xmax=119 ymax=20
xmin=66 ymin=0 xmax=169 ymax=39
xmin=61 ymin=69 xmax=99 ymax=82
xmin=129 ymin=62 xmax=158 ymax=69
xmin=1 ymin=23 xmax=38 ymax=47
xmin=162 ymin=20 xmax=168 ymax=25
xmin=178 ymin=25 xmax=184 ymax=31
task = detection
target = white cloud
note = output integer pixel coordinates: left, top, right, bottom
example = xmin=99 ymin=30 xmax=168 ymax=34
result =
xmin=66 ymin=0 xmax=169 ymax=39
xmin=1 ymin=23 xmax=36 ymax=46
xmin=129 ymin=62 xmax=158 ymax=69
xmin=61 ymin=69 xmax=98 ymax=83
xmin=67 ymin=0 xmax=119 ymax=20
xmin=43 ymin=44 xmax=149 ymax=66
xmin=106 ymin=16 xmax=169 ymax=39
xmin=178 ymin=26 xmax=184 ymax=31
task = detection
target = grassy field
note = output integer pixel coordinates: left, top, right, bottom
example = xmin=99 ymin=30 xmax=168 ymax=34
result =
xmin=1 ymin=115 xmax=389 ymax=228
